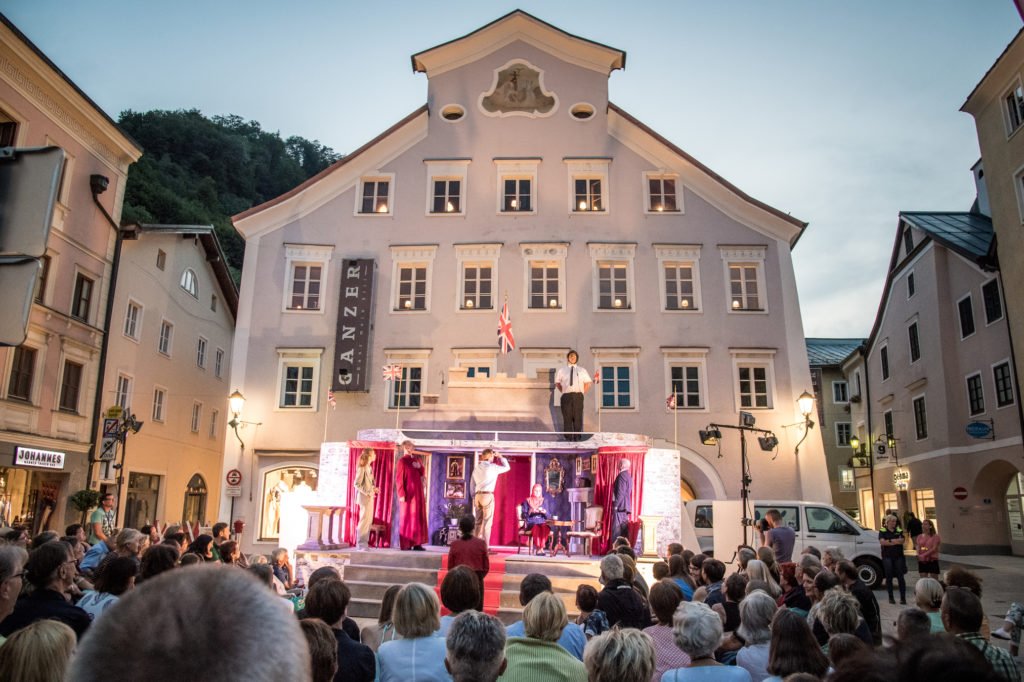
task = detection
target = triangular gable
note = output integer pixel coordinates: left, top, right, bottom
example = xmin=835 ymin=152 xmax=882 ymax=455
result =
xmin=411 ymin=9 xmax=625 ymax=78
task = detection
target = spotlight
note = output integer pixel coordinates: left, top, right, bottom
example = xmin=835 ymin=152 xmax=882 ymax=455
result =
xmin=758 ymin=434 xmax=778 ymax=452
xmin=739 ymin=411 xmax=756 ymax=428
xmin=699 ymin=428 xmax=722 ymax=446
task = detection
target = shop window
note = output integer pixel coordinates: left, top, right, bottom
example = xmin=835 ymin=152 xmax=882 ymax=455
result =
xmin=259 ymin=466 xmax=318 ymax=541
xmin=182 ymin=474 xmax=208 ymax=524
xmin=125 ymin=472 xmax=161 ymax=529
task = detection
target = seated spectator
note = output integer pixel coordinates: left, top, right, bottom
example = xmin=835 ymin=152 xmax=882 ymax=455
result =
xmin=0 ymin=541 xmax=90 ymax=639
xmin=574 ymin=584 xmax=609 ymax=639
xmin=219 ymin=540 xmax=244 ymax=567
xmin=777 ymin=562 xmax=811 ymax=615
xmin=377 ymin=582 xmax=447 ymax=682
xmin=77 ymin=555 xmax=137 ymax=623
xmin=914 ymin=576 xmax=946 ymax=632
xmin=301 ymin=618 xmax=340 ymax=682
xmin=447 ymin=515 xmax=488 ymax=611
xmin=295 ymin=566 xmax=359 ymax=641
xmin=701 ymin=558 xmax=727 ymax=607
xmin=765 ymin=608 xmax=829 ymax=681
xmin=944 ymin=565 xmax=990 ymax=638
xmin=895 ymin=607 xmax=933 ymax=643
xmin=737 ymin=547 xmax=757 ymax=573
xmin=67 ymin=564 xmax=310 ymax=681
xmin=0 ymin=545 xmax=28 ymax=643
xmin=185 ymin=534 xmax=217 ymax=563
xmin=665 ymin=601 xmax=752 ymax=680
xmin=139 ymin=524 xmax=161 ymax=548
xmin=798 ymin=554 xmax=822 ymax=582
xmin=713 ymin=572 xmax=747 ymax=633
xmin=504 ymin=591 xmax=587 ymax=681
xmin=445 ymin=610 xmax=507 ymax=682
xmin=666 ymin=542 xmax=683 ymax=560
xmin=94 ymin=528 xmax=145 ymax=577
xmin=247 ymin=564 xmax=294 ymax=616
xmin=756 ymin=546 xmax=781 ymax=583
xmin=835 ymin=559 xmax=880 ymax=644
xmin=817 ymin=588 xmax=864 ymax=653
xmin=304 ymin=579 xmax=375 ymax=682
xmin=0 ymin=619 xmax=76 ymax=682
xmin=584 ymin=628 xmax=656 ymax=682
xmin=822 ymin=547 xmax=844 ymax=573
xmin=210 ymin=522 xmax=229 ymax=561
xmin=30 ymin=530 xmax=59 ymax=548
xmin=360 ymin=584 xmax=401 ymax=652
xmin=668 ymin=554 xmax=696 ymax=602
xmin=825 ymin=632 xmax=867 ymax=670
xmin=137 ymin=543 xmax=178 ymax=583
xmin=271 ymin=547 xmax=296 ymax=589
xmin=618 ymin=551 xmax=649 ymax=598
xmin=161 ymin=532 xmax=186 ymax=554
xmin=178 ymin=553 xmax=202 ymax=567
xmin=744 ymin=560 xmax=781 ymax=599
xmin=508 ymin=573 xmax=587 ymax=659
xmin=942 ymin=586 xmax=1020 ymax=682
xmin=807 ymin=570 xmax=842 ymax=645
xmin=65 ymin=524 xmax=86 ymax=545
xmin=735 ymin=591 xmax=777 ymax=681
xmin=689 ymin=553 xmax=708 ymax=587
xmin=802 ymin=545 xmax=822 ymax=559
xmin=79 ymin=535 xmax=114 ymax=575
xmin=439 ymin=565 xmax=480 ymax=635
xmin=596 ymin=554 xmax=652 ymax=630
xmin=644 ymin=579 xmax=690 ymax=682
xmin=653 ymin=561 xmax=670 ymax=581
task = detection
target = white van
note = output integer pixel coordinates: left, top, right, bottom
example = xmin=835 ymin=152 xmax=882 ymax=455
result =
xmin=685 ymin=499 xmax=884 ymax=588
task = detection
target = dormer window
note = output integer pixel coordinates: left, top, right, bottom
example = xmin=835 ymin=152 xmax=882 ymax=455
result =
xmin=357 ymin=176 xmax=393 ymax=215
xmin=645 ymin=173 xmax=681 ymax=213
xmin=425 ymin=160 xmax=469 ymax=216
xmin=566 ymin=159 xmax=609 ymax=214
xmin=180 ymin=269 xmax=198 ymax=298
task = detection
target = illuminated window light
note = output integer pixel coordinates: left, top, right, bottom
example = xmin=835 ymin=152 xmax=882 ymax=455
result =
xmin=578 ymin=200 xmax=588 ymax=211
xmin=510 ymin=199 xmax=518 ymax=209
xmin=548 ymin=298 xmax=559 ymax=308
xmin=732 ymin=299 xmax=741 ymax=309
xmin=613 ymin=298 xmax=623 ymax=308
xmin=446 ymin=201 xmax=455 ymax=212
xmin=680 ymin=299 xmax=689 ymax=309
xmin=465 ymin=299 xmax=474 ymax=309
xmin=377 ymin=202 xmax=388 ymax=213
xmin=403 ymin=299 xmax=412 ymax=309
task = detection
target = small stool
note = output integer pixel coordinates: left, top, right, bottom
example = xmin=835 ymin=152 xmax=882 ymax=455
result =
xmin=368 ymin=523 xmax=388 ymax=548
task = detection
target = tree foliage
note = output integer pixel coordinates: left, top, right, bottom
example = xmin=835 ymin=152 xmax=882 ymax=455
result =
xmin=118 ymin=109 xmax=341 ymax=279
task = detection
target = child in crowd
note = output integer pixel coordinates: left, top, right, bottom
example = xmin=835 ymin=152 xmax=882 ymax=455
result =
xmin=575 ymin=584 xmax=609 ymax=639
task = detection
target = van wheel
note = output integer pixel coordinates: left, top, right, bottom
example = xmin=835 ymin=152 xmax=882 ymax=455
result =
xmin=855 ymin=557 xmax=883 ymax=589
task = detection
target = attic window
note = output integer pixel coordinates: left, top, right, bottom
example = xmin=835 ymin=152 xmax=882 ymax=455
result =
xmin=570 ymin=103 xmax=595 ymax=120
xmin=440 ymin=105 xmax=465 ymax=122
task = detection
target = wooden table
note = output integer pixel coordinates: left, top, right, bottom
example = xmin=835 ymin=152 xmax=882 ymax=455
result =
xmin=546 ymin=520 xmax=573 ymax=557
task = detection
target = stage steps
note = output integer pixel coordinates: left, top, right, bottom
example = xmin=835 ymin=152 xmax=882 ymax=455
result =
xmin=495 ymin=554 xmax=602 ymax=622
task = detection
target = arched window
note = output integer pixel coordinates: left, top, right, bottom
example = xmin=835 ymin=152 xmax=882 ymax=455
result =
xmin=180 ymin=269 xmax=199 ymax=298
xmin=182 ymin=473 xmax=208 ymax=524
xmin=259 ymin=465 xmax=318 ymax=541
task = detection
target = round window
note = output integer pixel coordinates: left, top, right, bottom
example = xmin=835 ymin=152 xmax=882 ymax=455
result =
xmin=570 ymin=103 xmax=595 ymax=120
xmin=440 ymin=104 xmax=465 ymax=121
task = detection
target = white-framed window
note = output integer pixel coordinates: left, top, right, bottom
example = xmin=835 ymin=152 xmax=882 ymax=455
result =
xmin=644 ymin=172 xmax=682 ymax=213
xmin=71 ymin=270 xmax=95 ymax=323
xmin=832 ymin=381 xmax=849 ymax=404
xmin=521 ymin=243 xmax=567 ymax=311
xmin=115 ymin=373 xmax=133 ymax=410
xmin=191 ymin=401 xmax=202 ymax=433
xmin=455 ymin=244 xmax=500 ymax=312
xmin=880 ymin=343 xmax=890 ymax=381
xmin=913 ymin=395 xmax=928 ymax=440
xmin=123 ymin=300 xmax=143 ymax=341
xmin=57 ymin=360 xmax=83 ymax=413
xmin=566 ymin=159 xmax=609 ymax=213
xmin=731 ymin=349 xmax=775 ymax=410
xmin=284 ymin=244 xmax=333 ymax=313
xmin=908 ymin=320 xmax=921 ymax=363
xmin=590 ymin=243 xmax=635 ymax=311
xmin=957 ymin=294 xmax=976 ymax=340
xmin=835 ymin=422 xmax=852 ymax=447
xmin=907 ymin=271 xmax=915 ymax=298
xmin=180 ymin=269 xmax=198 ymax=298
xmin=152 ymin=387 xmax=166 ymax=423
xmin=853 ymin=371 xmax=862 ymax=400
xmin=656 ymin=245 xmax=702 ymax=312
xmin=663 ymin=347 xmax=709 ymax=411
xmin=384 ymin=349 xmax=430 ymax=410
xmin=276 ymin=348 xmax=323 ymax=410
xmin=452 ymin=348 xmax=497 ymax=379
xmin=158 ymin=320 xmax=173 ymax=356
xmin=196 ymin=337 xmax=208 ymax=369
xmin=1004 ymin=79 xmax=1024 ymax=136
xmin=720 ymin=246 xmax=767 ymax=313
xmin=495 ymin=159 xmax=538 ymax=214
xmin=994 ymin=360 xmax=1015 ymax=408
xmin=838 ymin=466 xmax=855 ymax=493
xmin=215 ymin=348 xmax=225 ymax=379
xmin=592 ymin=348 xmax=640 ymax=411
xmin=209 ymin=409 xmax=218 ymax=438
xmin=356 ymin=174 xmax=394 ymax=215
xmin=390 ymin=245 xmax=436 ymax=312
xmin=966 ymin=372 xmax=985 ymax=416
xmin=425 ymin=160 xmax=469 ymax=215
xmin=983 ymin=279 xmax=1004 ymax=325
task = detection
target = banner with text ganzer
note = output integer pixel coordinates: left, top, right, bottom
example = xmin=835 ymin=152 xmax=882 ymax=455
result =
xmin=332 ymin=258 xmax=375 ymax=392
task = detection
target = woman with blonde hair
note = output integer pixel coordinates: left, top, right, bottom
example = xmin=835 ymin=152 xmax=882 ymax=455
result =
xmin=745 ymin=559 xmax=782 ymax=599
xmin=584 ymin=628 xmax=656 ymax=682
xmin=377 ymin=582 xmax=447 ymax=681
xmin=504 ymin=591 xmax=587 ymax=681
xmin=914 ymin=577 xmax=945 ymax=632
xmin=0 ymin=619 xmax=76 ymax=682
xmin=354 ymin=448 xmax=379 ymax=550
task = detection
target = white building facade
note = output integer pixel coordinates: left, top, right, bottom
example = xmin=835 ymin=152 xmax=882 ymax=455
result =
xmin=221 ymin=11 xmax=829 ymax=552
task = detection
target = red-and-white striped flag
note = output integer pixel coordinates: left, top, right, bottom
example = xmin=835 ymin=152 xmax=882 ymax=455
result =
xmin=327 ymin=389 xmax=336 ymax=410
xmin=382 ymin=364 xmax=403 ymax=382
xmin=498 ymin=301 xmax=515 ymax=354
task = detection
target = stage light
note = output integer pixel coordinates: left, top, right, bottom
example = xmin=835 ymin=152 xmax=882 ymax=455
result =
xmin=758 ymin=434 xmax=778 ymax=452
xmin=739 ymin=411 xmax=756 ymax=428
xmin=699 ymin=428 xmax=722 ymax=446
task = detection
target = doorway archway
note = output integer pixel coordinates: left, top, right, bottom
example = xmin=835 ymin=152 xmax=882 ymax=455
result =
xmin=972 ymin=459 xmax=1022 ymax=555
xmin=182 ymin=474 xmax=208 ymax=525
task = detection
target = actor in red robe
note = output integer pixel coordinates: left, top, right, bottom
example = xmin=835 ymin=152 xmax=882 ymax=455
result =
xmin=396 ymin=440 xmax=429 ymax=551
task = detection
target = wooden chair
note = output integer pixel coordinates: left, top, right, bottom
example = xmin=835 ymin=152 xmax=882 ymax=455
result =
xmin=517 ymin=520 xmax=535 ymax=555
xmin=567 ymin=506 xmax=603 ymax=557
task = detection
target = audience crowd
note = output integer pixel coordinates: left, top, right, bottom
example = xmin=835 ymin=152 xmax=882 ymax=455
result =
xmin=0 ymin=509 xmax=1017 ymax=682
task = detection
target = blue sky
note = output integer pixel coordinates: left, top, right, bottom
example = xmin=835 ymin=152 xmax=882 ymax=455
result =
xmin=2 ymin=1 xmax=1018 ymax=337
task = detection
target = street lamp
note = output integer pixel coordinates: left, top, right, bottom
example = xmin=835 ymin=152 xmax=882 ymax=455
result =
xmin=793 ymin=390 xmax=816 ymax=455
xmin=112 ymin=412 xmax=143 ymax=521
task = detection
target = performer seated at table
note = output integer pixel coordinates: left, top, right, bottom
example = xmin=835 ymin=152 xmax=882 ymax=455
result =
xmin=521 ymin=484 xmax=552 ymax=556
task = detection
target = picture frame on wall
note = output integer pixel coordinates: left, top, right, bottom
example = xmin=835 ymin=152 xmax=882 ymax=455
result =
xmin=447 ymin=455 xmax=465 ymax=480
xmin=591 ymin=454 xmax=598 ymax=472
xmin=444 ymin=480 xmax=466 ymax=499
xmin=581 ymin=456 xmax=591 ymax=472
xmin=575 ymin=456 xmax=583 ymax=473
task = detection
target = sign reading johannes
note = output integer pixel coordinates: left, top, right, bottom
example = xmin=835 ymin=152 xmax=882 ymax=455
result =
xmin=480 ymin=60 xmax=557 ymax=116
xmin=332 ymin=258 xmax=375 ymax=392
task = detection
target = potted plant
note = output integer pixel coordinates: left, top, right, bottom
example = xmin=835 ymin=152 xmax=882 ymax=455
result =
xmin=69 ymin=489 xmax=101 ymax=525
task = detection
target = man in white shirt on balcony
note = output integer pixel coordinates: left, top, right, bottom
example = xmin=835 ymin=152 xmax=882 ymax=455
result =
xmin=554 ymin=350 xmax=592 ymax=441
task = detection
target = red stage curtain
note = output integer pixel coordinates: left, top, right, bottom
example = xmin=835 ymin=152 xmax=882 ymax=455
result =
xmin=592 ymin=446 xmax=646 ymax=555
xmin=490 ymin=456 xmax=532 ymax=546
xmin=343 ymin=441 xmax=396 ymax=547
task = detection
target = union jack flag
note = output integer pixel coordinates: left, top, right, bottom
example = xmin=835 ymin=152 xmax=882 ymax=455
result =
xmin=382 ymin=364 xmax=403 ymax=382
xmin=327 ymin=389 xmax=336 ymax=410
xmin=498 ymin=301 xmax=515 ymax=354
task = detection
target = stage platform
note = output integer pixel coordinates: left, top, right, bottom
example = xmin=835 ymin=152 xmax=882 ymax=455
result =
xmin=295 ymin=545 xmax=605 ymax=625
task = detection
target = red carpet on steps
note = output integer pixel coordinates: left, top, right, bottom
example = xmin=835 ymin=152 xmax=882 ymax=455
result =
xmin=437 ymin=552 xmax=508 ymax=616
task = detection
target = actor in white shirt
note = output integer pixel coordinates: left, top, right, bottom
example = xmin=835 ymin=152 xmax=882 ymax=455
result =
xmin=471 ymin=448 xmax=510 ymax=544
xmin=554 ymin=349 xmax=592 ymax=441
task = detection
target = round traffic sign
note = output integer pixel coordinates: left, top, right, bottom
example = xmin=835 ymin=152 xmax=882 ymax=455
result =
xmin=953 ymin=486 xmax=968 ymax=501
xmin=226 ymin=469 xmax=243 ymax=486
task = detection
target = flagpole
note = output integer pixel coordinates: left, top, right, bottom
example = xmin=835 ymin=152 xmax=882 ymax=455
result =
xmin=323 ymin=392 xmax=330 ymax=443
xmin=674 ymin=397 xmax=678 ymax=448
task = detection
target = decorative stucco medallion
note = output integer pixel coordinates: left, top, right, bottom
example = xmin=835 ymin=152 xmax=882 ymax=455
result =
xmin=479 ymin=60 xmax=557 ymax=117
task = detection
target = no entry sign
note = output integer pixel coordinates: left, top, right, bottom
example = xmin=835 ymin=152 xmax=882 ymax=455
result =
xmin=226 ymin=469 xmax=242 ymax=486
xmin=953 ymin=486 xmax=968 ymax=501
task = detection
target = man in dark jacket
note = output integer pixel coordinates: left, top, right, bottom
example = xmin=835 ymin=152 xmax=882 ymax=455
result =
xmin=595 ymin=554 xmax=651 ymax=629
xmin=611 ymin=459 xmax=633 ymax=542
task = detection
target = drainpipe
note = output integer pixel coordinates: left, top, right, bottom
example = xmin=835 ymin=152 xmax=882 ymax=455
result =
xmin=85 ymin=174 xmax=124 ymax=490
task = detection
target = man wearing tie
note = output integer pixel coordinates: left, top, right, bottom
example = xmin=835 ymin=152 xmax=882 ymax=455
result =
xmin=471 ymin=448 xmax=510 ymax=544
xmin=554 ymin=349 xmax=592 ymax=441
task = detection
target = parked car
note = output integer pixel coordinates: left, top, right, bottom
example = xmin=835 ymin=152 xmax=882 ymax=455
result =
xmin=685 ymin=499 xmax=884 ymax=588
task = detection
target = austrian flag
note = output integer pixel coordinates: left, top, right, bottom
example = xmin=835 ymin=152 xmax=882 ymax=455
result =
xmin=382 ymin=364 xmax=403 ymax=382
xmin=498 ymin=301 xmax=515 ymax=354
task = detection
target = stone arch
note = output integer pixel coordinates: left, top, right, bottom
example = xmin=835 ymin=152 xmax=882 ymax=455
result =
xmin=972 ymin=459 xmax=1020 ymax=501
xmin=653 ymin=439 xmax=727 ymax=500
